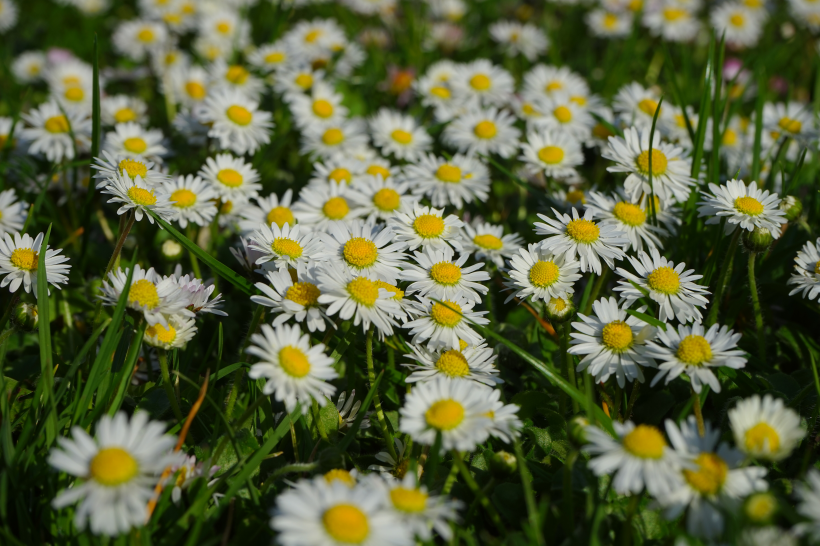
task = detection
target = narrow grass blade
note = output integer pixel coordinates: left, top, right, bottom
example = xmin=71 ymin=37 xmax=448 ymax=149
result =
xmin=690 ymin=34 xmax=715 ymax=182
xmin=37 ymin=224 xmax=58 ymax=445
xmin=751 ymin=67 xmax=765 ymax=181
xmin=54 ymin=317 xmax=111 ymax=407
xmin=624 ymin=309 xmax=667 ymax=330
xmin=337 ymin=370 xmax=383 ymax=453
xmin=785 ymin=148 xmax=808 ymax=195
xmin=647 ymin=96 xmax=664 ymax=226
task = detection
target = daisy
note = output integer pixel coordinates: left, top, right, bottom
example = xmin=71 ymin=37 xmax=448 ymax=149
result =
xmin=238 ymin=190 xmax=296 ymax=234
xmin=584 ymin=190 xmax=667 ymax=251
xmin=402 ymin=245 xmax=489 ymax=304
xmin=488 ymin=21 xmax=549 ymax=60
xmin=175 ymin=65 xmax=210 ymax=108
xmin=347 ymin=174 xmax=410 ymax=223
xmin=198 ymin=153 xmax=262 ymax=201
xmin=333 ymin=389 xmax=371 ymax=431
xmin=762 ymin=101 xmax=815 ymax=142
xmin=533 ymin=93 xmax=595 ymax=141
xmin=357 ymin=157 xmax=401 ymax=184
xmin=290 ymin=81 xmax=349 ymax=130
xmin=0 ymin=189 xmax=27 ymax=236
xmin=171 ymin=274 xmax=226 ymax=316
xmin=92 ymin=151 xmax=169 ymax=189
xmin=460 ymin=221 xmax=523 ymax=268
xmin=711 ymin=2 xmax=764 ymax=48
xmin=0 ymin=232 xmax=70 ymax=298
xmin=251 ymin=266 xmax=330 ymax=333
xmin=167 ymin=455 xmax=219 ymax=505
xmin=247 ymin=40 xmax=294 ymax=73
xmin=615 ymin=247 xmax=710 ymax=323
xmin=646 ymin=323 xmax=747 ymax=393
xmin=270 ymin=476 xmax=412 ymax=546
xmin=788 ymin=238 xmax=820 ymax=300
xmin=292 ymin=183 xmax=361 ymax=232
xmin=144 ymin=314 xmax=197 ymax=350
xmin=165 ymin=174 xmax=218 ymax=229
xmin=373 ymin=473 xmax=459 ymax=542
xmin=586 ymin=8 xmax=634 ymax=38
xmin=697 ymin=179 xmax=787 ymax=238
xmin=11 ymin=50 xmax=46 ymax=83
xmin=643 ymin=2 xmax=701 ymax=42
xmin=48 ymin=411 xmax=179 ymax=537
xmin=98 ymin=172 xmax=176 ymax=225
xmin=388 ymin=203 xmax=464 ymax=252
xmin=317 ymin=262 xmax=402 ymax=337
xmin=249 ymin=222 xmax=323 ymax=273
xmin=274 ymin=64 xmax=323 ymax=97
xmin=101 ymin=95 xmax=148 ymax=127
xmin=103 ymin=122 xmax=167 ymax=164
xmin=655 ymin=417 xmax=768 ymax=541
xmin=0 ymin=0 xmax=18 ymax=33
xmin=402 ymin=294 xmax=488 ymax=350
xmin=534 ymin=207 xmax=628 ymax=275
xmin=21 ymin=99 xmax=91 ymax=163
xmin=584 ymin=420 xmax=688 ymax=496
xmin=300 ymin=118 xmax=370 ymax=159
xmin=321 ymin=220 xmax=407 ymax=283
xmin=504 ymin=243 xmax=581 ymax=303
xmin=442 ymin=106 xmax=521 ymax=158
xmin=247 ymin=323 xmax=337 ymax=414
xmin=520 ymin=129 xmax=584 ymax=180
xmin=613 ymin=82 xmax=665 ymax=130
xmin=399 ymin=376 xmax=497 ymax=452
xmin=198 ymin=9 xmax=251 ymax=51
xmin=796 ymin=470 xmax=820 ymax=544
xmin=308 ymin=156 xmax=364 ymax=188
xmin=604 ymin=127 xmax=695 ymax=204
xmin=207 ymin=60 xmax=266 ymax=101
xmin=414 ymin=72 xmax=462 ymax=123
xmin=403 ymin=153 xmax=490 ymax=209
xmin=196 ymin=89 xmax=273 ymax=156
xmin=451 ymin=59 xmax=515 ymax=107
xmin=99 ymin=265 xmax=193 ymax=327
xmin=405 ymin=342 xmax=501 ymax=386
xmin=112 ymin=19 xmax=167 ymax=62
xmin=369 ymin=109 xmax=432 ymax=162
xmin=728 ymin=394 xmax=805 ymax=461
xmin=484 ymin=387 xmax=523 ymax=443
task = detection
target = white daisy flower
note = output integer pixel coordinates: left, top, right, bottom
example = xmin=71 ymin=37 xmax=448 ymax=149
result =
xmin=48 ymin=411 xmax=180 ymax=537
xmin=728 ymin=394 xmax=805 ymax=461
xmin=99 ymin=265 xmax=193 ymax=328
xmin=290 ymin=81 xmax=349 ymax=130
xmin=414 ymin=72 xmax=462 ymax=123
xmin=170 ymin=273 xmax=226 ymax=316
xmin=251 ymin=266 xmax=330 ymax=333
xmin=98 ymin=173 xmax=175 ymax=225
xmin=504 ymin=243 xmax=581 ymax=303
xmin=196 ymin=89 xmax=273 ymax=156
xmin=249 ymin=222 xmax=323 ymax=273
xmin=308 ymin=156 xmax=365 ymax=188
xmin=584 ymin=420 xmax=688 ymax=496
xmin=643 ymin=3 xmax=701 ymax=42
xmin=198 ymin=9 xmax=251 ymax=51
xmin=615 ymin=247 xmax=710 ymax=324
xmin=247 ymin=323 xmax=337 ymax=414
xmin=646 ymin=323 xmax=746 ymax=393
xmin=356 ymin=157 xmax=401 ymax=184
xmin=144 ymin=314 xmax=197 ymax=350
xmin=711 ymin=3 xmax=764 ymax=48
xmin=101 ymin=95 xmax=148 ymax=127
xmin=103 ymin=122 xmax=167 ymax=164
xmin=520 ymin=128 xmax=584 ymax=180
xmin=11 ymin=50 xmax=46 ymax=83
xmin=0 ymin=232 xmax=70 ymax=298
xmin=586 ymin=8 xmax=634 ymax=38
xmin=292 ymin=183 xmax=362 ymax=232
xmin=402 ymin=153 xmax=490 ymax=209
xmin=238 ymin=190 xmax=296 ymax=234
xmin=405 ymin=342 xmax=501 ymax=387
xmin=534 ymin=207 xmax=628 ymax=275
xmin=488 ymin=21 xmax=549 ymax=60
xmin=655 ymin=417 xmax=768 ymax=541
xmin=442 ymin=106 xmax=521 ymax=158
xmin=92 ymin=151 xmax=169 ymax=189
xmin=321 ymin=220 xmax=407 ymax=283
xmin=460 ymin=221 xmax=523 ymax=269
xmin=175 ymin=65 xmax=210 ymax=108
xmin=388 ymin=203 xmax=464 ymax=252
xmin=0 ymin=189 xmax=27 ymax=236
xmin=247 ymin=40 xmax=293 ymax=73
xmin=207 ymin=60 xmax=266 ymax=101
xmin=788 ymin=237 xmax=820 ymax=300
xmin=795 ymin=470 xmax=820 ymax=544
xmin=112 ymin=19 xmax=167 ymax=62
xmin=347 ymin=174 xmax=410 ymax=223
xmin=532 ymin=92 xmax=594 ymax=141
xmin=274 ymin=64 xmax=323 ymax=97
xmin=613 ymin=82 xmax=666 ymax=130
xmin=379 ymin=473 xmax=461 ymax=542
xmin=584 ymin=190 xmax=669 ymax=252
xmin=21 ymin=99 xmax=91 ymax=163
xmin=402 ymin=245 xmax=489 ymax=304
xmin=165 ymin=174 xmax=218 ymax=229
xmin=451 ymin=59 xmax=515 ymax=107
xmin=484 ymin=387 xmax=523 ymax=443
xmin=198 ymin=153 xmax=262 ymax=201
xmin=697 ymin=179 xmax=787 ymax=238
xmin=300 ymin=118 xmax=370 ymax=159
xmin=603 ymin=127 xmax=695 ymax=204
xmin=0 ymin=0 xmax=18 ymax=33
xmin=762 ymin=101 xmax=815 ymax=141
xmin=369 ymin=108 xmax=432 ymax=162
xmin=403 ymin=294 xmax=488 ymax=350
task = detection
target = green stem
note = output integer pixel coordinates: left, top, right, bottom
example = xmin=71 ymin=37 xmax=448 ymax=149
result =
xmin=103 ymin=211 xmax=136 ymax=280
xmin=441 ymin=455 xmax=460 ymax=495
xmin=621 ymin=494 xmax=641 ymax=546
xmin=452 ymin=451 xmax=507 ymax=535
xmin=158 ymin=350 xmax=184 ymax=422
xmin=562 ymin=323 xmax=579 ymax=414
xmin=513 ymin=439 xmax=544 ymax=546
xmin=583 ymin=267 xmax=609 ymax=315
xmin=691 ymin=386 xmax=705 ymax=437
xmin=706 ymin=229 xmax=740 ymax=326
xmin=747 ymin=251 xmax=767 ymax=361
xmin=367 ymin=327 xmax=398 ymax=463
xmin=187 ymin=226 xmax=202 ymax=279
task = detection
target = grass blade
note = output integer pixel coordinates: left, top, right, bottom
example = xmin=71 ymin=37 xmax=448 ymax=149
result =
xmin=37 ymin=224 xmax=58 ymax=445
xmin=647 ymin=96 xmax=664 ymax=226
xmin=337 ymin=370 xmax=383 ymax=453
xmin=624 ymin=309 xmax=667 ymax=330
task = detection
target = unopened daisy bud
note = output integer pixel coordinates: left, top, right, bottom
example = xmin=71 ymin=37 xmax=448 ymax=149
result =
xmin=742 ymin=226 xmax=774 ymax=253
xmin=546 ymin=295 xmax=574 ymax=323
xmin=779 ymin=195 xmax=802 ymax=222
xmin=569 ymin=416 xmax=590 ymax=447
xmin=489 ymin=451 xmax=517 ymax=477
xmin=744 ymin=491 xmax=778 ymax=524
xmin=13 ymin=302 xmax=38 ymax=331
xmin=161 ymin=239 xmax=183 ymax=261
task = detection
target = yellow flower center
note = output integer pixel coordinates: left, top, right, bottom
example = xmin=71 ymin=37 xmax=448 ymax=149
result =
xmin=347 ymin=277 xmax=380 ymax=307
xmin=64 ymin=87 xmax=84 ymax=102
xmin=430 ymin=300 xmax=462 ymax=328
xmin=322 ymin=128 xmax=345 ymax=145
xmin=127 ymin=187 xmax=157 ymax=206
xmin=601 ymin=320 xmax=634 ymax=351
xmin=646 ymin=266 xmax=680 ymax=295
xmin=744 ymin=422 xmax=780 ymax=453
xmin=267 ymin=206 xmax=294 ymax=228
xmin=45 ymin=115 xmax=70 ymax=133
xmin=676 ymin=335 xmax=713 ymax=365
xmin=146 ymin=323 xmax=177 ymax=344
xmin=374 ymin=279 xmax=404 ymax=300
xmin=366 ymin=165 xmax=391 ymax=179
xmin=622 ymin=424 xmax=666 ymax=459
xmin=279 ymin=345 xmax=311 ymax=378
xmin=430 ymin=86 xmax=451 ymax=99
xmin=474 ymin=120 xmax=497 ymax=139
xmin=529 ymin=260 xmax=560 ymax=288
xmin=593 ymin=123 xmax=614 ymax=139
xmin=425 ymin=399 xmax=465 ymax=430
xmin=10 ymin=248 xmax=38 ymax=271
xmin=216 ymin=21 xmax=231 ymax=34
xmin=285 ymin=282 xmax=320 ymax=307
xmin=221 ymin=200 xmax=233 ymax=214
xmin=612 ymin=201 xmax=646 ymax=227
xmin=171 ymin=189 xmax=197 ymax=208
xmin=521 ymin=103 xmax=538 ymax=116
xmin=322 ymin=196 xmax=349 ymax=219
xmin=312 ymin=99 xmax=334 ymax=118
xmin=734 ymin=196 xmax=764 ymax=216
xmin=722 ymin=128 xmax=738 ymax=146
xmin=226 ymin=65 xmax=249 ymax=85
xmin=391 ymin=129 xmax=413 ymax=144
xmin=185 ymin=81 xmax=207 ymax=100
xmin=638 ymin=98 xmax=660 ymax=117
xmin=436 ymin=164 xmax=462 ymax=183
xmin=89 ymin=447 xmax=139 ymax=486
xmin=663 ymin=7 xmax=687 ymax=20
xmin=123 ymin=137 xmax=148 ymax=154
xmin=570 ymin=95 xmax=587 ymax=106
xmin=295 ymin=73 xmax=314 ymax=90
xmin=473 ymin=234 xmax=503 ymax=250
xmin=469 ymin=74 xmax=491 ymax=90
xmin=216 ymin=169 xmax=243 ymax=188
xmin=114 ymin=107 xmax=137 ymax=123
xmin=328 ymin=168 xmax=351 ymax=184
xmin=305 ymin=29 xmax=322 ymax=43
xmin=435 ymin=350 xmax=470 ymax=377
xmin=553 ymin=106 xmax=572 ymax=123
xmin=322 ymin=504 xmax=369 ymax=544
xmin=730 ymin=13 xmax=745 ymax=26
xmin=373 ymin=188 xmax=400 ymax=211
xmin=324 ymin=469 xmax=355 ymax=487
xmin=546 ymin=81 xmax=563 ymax=92
xmin=566 ymin=190 xmax=586 ymax=205
xmin=778 ymin=117 xmax=802 ymax=134
xmin=63 ymin=75 xmax=81 ymax=86
xmin=459 ymin=339 xmax=469 ymax=351
xmin=549 ymin=296 xmax=568 ymax=312
xmin=128 ymin=279 xmax=160 ymax=309
xmin=271 ymin=237 xmax=303 ymax=259
xmin=565 ymin=218 xmax=600 ymax=244
xmin=413 ymin=214 xmax=445 ymax=238
xmin=814 ymin=260 xmax=820 ymax=275
xmin=265 ymin=51 xmax=286 ymax=64
xmin=538 ymin=146 xmax=564 ymax=164
xmin=603 ymin=13 xmax=619 ymax=28
xmin=430 ymin=261 xmax=462 ymax=285
xmin=636 ymin=149 xmax=668 ymax=176
xmin=390 ymin=487 xmax=428 ymax=513
xmin=226 ymin=105 xmax=253 ymax=126
xmin=343 ymin=238 xmax=379 ymax=269
xmin=746 ymin=493 xmax=777 ymax=521
xmin=684 ymin=452 xmax=728 ymax=495
xmin=137 ymin=28 xmax=155 ymax=42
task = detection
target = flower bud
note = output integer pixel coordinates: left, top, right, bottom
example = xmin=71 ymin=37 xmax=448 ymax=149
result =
xmin=779 ymin=195 xmax=802 ymax=222
xmin=569 ymin=416 xmax=590 ymax=447
xmin=742 ymin=226 xmax=774 ymax=253
xmin=546 ymin=296 xmax=574 ymax=323
xmin=161 ymin=239 xmax=183 ymax=261
xmin=489 ymin=451 xmax=517 ymax=477
xmin=743 ymin=491 xmax=778 ymax=524
xmin=13 ymin=302 xmax=38 ymax=331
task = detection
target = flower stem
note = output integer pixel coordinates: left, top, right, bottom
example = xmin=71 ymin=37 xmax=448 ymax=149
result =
xmin=367 ymin=327 xmax=398 ymax=463
xmin=158 ymin=350 xmax=184 ymax=423
xmin=103 ymin=211 xmax=136 ymax=279
xmin=621 ymin=494 xmax=641 ymax=546
xmin=747 ymin=251 xmax=767 ymax=361
xmin=583 ymin=267 xmax=609 ymax=315
xmin=452 ymin=451 xmax=507 ymax=535
xmin=691 ymin=386 xmax=705 ymax=437
xmin=562 ymin=323 xmax=579 ymax=414
xmin=706 ymin=229 xmax=740 ymax=326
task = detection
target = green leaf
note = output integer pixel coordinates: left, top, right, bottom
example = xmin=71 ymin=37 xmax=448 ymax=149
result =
xmin=624 ymin=309 xmax=667 ymax=330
